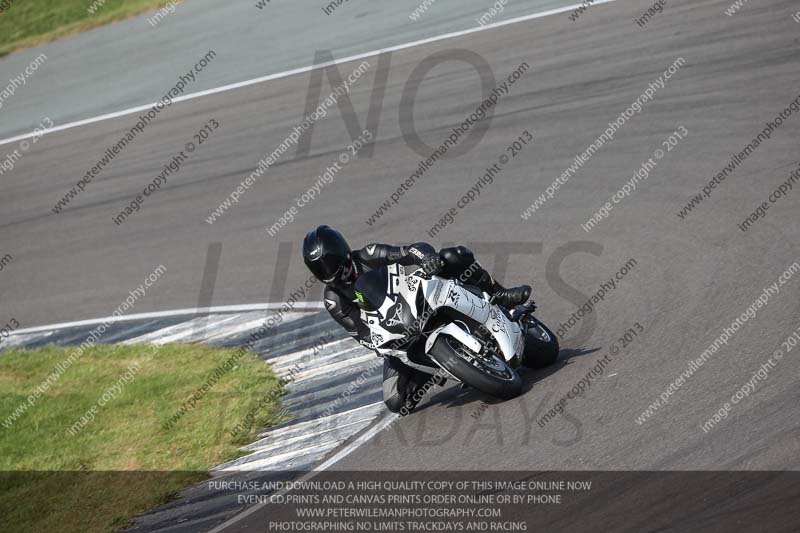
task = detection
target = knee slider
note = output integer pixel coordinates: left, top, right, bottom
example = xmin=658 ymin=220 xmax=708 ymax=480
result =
xmin=384 ymin=395 xmax=405 ymax=413
xmin=453 ymin=246 xmax=475 ymax=262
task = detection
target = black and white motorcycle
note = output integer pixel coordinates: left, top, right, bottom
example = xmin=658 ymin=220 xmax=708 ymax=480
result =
xmin=354 ymin=263 xmax=559 ymax=399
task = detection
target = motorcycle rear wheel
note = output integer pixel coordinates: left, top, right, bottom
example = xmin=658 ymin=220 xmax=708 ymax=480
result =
xmin=522 ymin=316 xmax=560 ymax=369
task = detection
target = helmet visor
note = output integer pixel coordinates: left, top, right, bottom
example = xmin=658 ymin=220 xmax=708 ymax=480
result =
xmin=308 ymin=253 xmax=346 ymax=283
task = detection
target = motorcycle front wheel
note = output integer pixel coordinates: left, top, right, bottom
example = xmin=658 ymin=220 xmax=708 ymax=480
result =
xmin=429 ymin=335 xmax=522 ymax=400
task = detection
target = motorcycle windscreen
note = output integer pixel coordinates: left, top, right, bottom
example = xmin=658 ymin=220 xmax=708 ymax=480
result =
xmin=353 ymin=267 xmax=388 ymax=312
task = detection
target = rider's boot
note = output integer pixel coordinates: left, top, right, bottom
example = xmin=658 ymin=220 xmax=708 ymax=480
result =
xmin=492 ymin=284 xmax=532 ymax=308
xmin=398 ymin=371 xmax=439 ymax=415
xmin=384 ymin=358 xmax=435 ymax=415
xmin=471 ymin=267 xmax=531 ymax=308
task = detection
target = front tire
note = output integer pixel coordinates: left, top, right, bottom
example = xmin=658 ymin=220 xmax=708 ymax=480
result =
xmin=429 ymin=335 xmax=522 ymax=400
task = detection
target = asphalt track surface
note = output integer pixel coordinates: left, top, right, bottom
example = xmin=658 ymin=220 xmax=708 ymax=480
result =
xmin=2 ymin=0 xmax=800 ymax=530
xmin=0 ymin=0 xmax=573 ymax=139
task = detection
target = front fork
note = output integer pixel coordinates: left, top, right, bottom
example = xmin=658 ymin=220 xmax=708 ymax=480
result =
xmin=472 ymin=319 xmax=524 ymax=370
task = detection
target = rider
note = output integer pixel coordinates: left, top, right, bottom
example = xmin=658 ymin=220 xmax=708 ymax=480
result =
xmin=302 ymin=225 xmax=531 ymax=414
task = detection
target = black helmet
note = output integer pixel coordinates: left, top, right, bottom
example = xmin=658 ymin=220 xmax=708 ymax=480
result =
xmin=303 ymin=225 xmax=352 ymax=283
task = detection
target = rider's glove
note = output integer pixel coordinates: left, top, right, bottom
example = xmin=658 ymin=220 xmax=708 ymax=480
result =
xmin=405 ymin=244 xmax=443 ymax=277
xmin=419 ymin=253 xmax=444 ymax=277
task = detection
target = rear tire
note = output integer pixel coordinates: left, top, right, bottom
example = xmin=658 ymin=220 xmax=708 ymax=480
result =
xmin=429 ymin=336 xmax=522 ymax=400
xmin=522 ymin=318 xmax=560 ymax=369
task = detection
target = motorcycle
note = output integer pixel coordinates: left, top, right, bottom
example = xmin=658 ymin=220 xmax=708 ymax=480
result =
xmin=353 ymin=263 xmax=559 ymax=399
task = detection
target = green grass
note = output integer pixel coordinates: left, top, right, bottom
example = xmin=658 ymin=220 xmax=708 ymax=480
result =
xmin=0 ymin=343 xmax=287 ymax=532
xmin=0 ymin=0 xmax=180 ymax=57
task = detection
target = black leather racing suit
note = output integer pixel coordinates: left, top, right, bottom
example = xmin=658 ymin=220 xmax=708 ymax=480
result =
xmin=323 ymin=243 xmax=494 ymax=413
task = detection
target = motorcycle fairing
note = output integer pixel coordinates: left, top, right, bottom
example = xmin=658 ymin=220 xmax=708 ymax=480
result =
xmin=357 ymin=264 xmax=524 ymax=363
xmin=421 ymin=276 xmax=524 ymax=362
